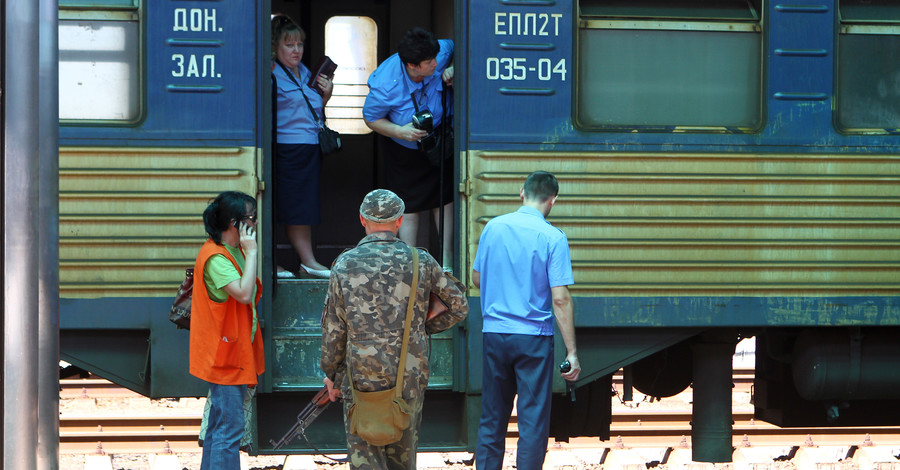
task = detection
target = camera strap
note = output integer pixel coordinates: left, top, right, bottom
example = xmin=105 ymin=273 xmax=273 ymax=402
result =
xmin=275 ymin=60 xmax=324 ymax=127
xmin=410 ymin=92 xmax=421 ymax=114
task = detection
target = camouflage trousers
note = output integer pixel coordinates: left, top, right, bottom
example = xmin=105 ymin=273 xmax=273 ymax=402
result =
xmin=342 ymin=391 xmax=425 ymax=470
xmin=199 ymin=385 xmax=256 ymax=451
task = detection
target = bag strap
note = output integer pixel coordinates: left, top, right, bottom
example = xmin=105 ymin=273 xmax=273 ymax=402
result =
xmin=394 ymin=246 xmax=419 ymax=398
xmin=347 ymin=244 xmax=419 ymax=397
xmin=275 ymin=60 xmax=323 ymax=126
xmin=410 ymin=92 xmax=421 ymax=114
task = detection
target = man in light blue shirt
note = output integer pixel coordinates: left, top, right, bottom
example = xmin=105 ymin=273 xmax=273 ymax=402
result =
xmin=363 ymin=28 xmax=455 ymax=268
xmin=472 ymin=171 xmax=582 ymax=470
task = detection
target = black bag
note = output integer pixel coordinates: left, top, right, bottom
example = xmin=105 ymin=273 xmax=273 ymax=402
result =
xmin=168 ymin=268 xmax=193 ymax=329
xmin=423 ymin=85 xmax=452 ymax=167
xmin=318 ymin=124 xmax=342 ymax=155
xmin=424 ymin=124 xmax=453 ymax=167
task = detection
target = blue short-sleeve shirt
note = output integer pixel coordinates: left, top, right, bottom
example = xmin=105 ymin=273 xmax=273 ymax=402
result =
xmin=363 ymin=39 xmax=454 ymax=150
xmin=472 ymin=206 xmax=574 ymax=336
xmin=273 ymin=61 xmax=324 ymax=144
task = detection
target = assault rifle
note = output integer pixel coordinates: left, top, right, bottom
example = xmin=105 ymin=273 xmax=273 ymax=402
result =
xmin=270 ymin=385 xmax=336 ymax=450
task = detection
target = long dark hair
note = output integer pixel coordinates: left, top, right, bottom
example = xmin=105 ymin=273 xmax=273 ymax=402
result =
xmin=202 ymin=191 xmax=256 ymax=244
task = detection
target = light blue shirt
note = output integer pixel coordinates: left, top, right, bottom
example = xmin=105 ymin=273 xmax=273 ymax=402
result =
xmin=363 ymin=39 xmax=454 ymax=150
xmin=472 ymin=206 xmax=574 ymax=336
xmin=273 ymin=61 xmax=324 ymax=144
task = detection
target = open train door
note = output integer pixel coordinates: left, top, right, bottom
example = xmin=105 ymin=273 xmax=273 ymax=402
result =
xmin=268 ymin=0 xmax=390 ymax=267
xmin=269 ymin=0 xmax=454 ymax=268
xmin=257 ymin=0 xmax=471 ymax=455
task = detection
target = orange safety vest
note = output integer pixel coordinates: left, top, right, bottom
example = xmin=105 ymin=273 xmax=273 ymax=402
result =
xmin=189 ymin=239 xmax=265 ymax=385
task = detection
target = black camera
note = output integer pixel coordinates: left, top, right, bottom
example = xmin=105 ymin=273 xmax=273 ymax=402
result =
xmin=411 ymin=109 xmax=433 ymax=132
xmin=412 ymin=109 xmax=436 ymax=152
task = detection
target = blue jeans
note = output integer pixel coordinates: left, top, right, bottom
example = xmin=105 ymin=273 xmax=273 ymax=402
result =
xmin=200 ymin=383 xmax=247 ymax=470
xmin=476 ymin=333 xmax=553 ymax=470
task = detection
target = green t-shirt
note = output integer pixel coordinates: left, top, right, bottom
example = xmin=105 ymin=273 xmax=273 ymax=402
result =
xmin=203 ymin=244 xmax=258 ymax=341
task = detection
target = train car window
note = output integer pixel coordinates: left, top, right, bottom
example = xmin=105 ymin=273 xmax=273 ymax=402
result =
xmin=59 ymin=8 xmax=140 ymax=122
xmin=60 ymin=0 xmax=136 ymax=6
xmin=580 ymin=0 xmax=760 ymax=20
xmin=840 ymin=0 xmax=900 ymax=22
xmin=836 ymin=0 xmax=900 ymax=133
xmin=324 ymin=16 xmax=378 ymax=135
xmin=576 ymin=0 xmax=762 ymax=131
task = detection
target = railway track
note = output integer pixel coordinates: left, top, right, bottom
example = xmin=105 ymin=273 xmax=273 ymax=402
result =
xmin=60 ymin=379 xmax=147 ymax=400
xmin=514 ymin=409 xmax=900 ymax=447
xmin=60 ymin=372 xmax=900 ymax=456
xmin=60 ymin=370 xmax=755 ymax=399
xmin=62 ymin=411 xmax=900 ymax=453
xmin=60 ymin=415 xmax=201 ymax=453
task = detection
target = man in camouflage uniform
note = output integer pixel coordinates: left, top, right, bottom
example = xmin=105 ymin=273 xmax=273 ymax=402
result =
xmin=320 ymin=189 xmax=469 ymax=470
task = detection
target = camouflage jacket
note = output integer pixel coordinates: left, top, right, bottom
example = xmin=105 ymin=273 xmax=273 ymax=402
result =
xmin=320 ymin=231 xmax=468 ymax=401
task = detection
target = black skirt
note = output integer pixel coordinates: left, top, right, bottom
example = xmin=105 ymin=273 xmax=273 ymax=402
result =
xmin=275 ymin=143 xmax=321 ymax=225
xmin=381 ymin=136 xmax=453 ymax=213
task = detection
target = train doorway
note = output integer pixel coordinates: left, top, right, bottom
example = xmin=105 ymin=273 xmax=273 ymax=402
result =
xmin=268 ymin=0 xmax=455 ymax=274
xmin=269 ymin=0 xmax=387 ymax=273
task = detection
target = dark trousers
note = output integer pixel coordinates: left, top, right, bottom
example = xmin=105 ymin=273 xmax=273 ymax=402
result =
xmin=476 ymin=333 xmax=553 ymax=470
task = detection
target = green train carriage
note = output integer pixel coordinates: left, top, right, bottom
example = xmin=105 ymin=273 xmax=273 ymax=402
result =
xmin=57 ymin=0 xmax=900 ymax=462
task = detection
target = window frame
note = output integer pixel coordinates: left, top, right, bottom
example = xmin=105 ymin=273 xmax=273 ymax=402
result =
xmin=835 ymin=1 xmax=900 ymax=134
xmin=322 ymin=15 xmax=378 ymax=135
xmin=59 ymin=3 xmax=144 ymax=125
xmin=574 ymin=0 xmax=764 ymax=133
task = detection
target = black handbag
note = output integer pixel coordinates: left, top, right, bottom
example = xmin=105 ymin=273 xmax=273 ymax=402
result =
xmin=423 ymin=86 xmax=452 ymax=167
xmin=424 ymin=124 xmax=453 ymax=167
xmin=317 ymin=123 xmax=342 ymax=156
xmin=276 ymin=60 xmax=342 ymax=156
xmin=168 ymin=268 xmax=193 ymax=329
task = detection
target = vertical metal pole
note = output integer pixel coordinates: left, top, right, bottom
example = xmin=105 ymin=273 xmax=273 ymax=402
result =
xmin=622 ymin=365 xmax=634 ymax=402
xmin=260 ymin=0 xmax=275 ymax=394
xmin=691 ymin=334 xmax=736 ymax=463
xmin=36 ymin=0 xmax=60 ymax=468
xmin=3 ymin=0 xmax=42 ymax=468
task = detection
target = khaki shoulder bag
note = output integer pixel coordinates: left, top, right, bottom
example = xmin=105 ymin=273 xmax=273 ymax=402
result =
xmin=347 ymin=247 xmax=419 ymax=446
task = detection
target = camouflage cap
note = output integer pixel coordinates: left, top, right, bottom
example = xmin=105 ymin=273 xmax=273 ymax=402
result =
xmin=359 ymin=189 xmax=405 ymax=223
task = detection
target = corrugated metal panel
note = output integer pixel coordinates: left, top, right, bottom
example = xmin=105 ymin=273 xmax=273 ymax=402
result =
xmin=59 ymin=146 xmax=260 ymax=298
xmin=463 ymin=151 xmax=900 ymax=297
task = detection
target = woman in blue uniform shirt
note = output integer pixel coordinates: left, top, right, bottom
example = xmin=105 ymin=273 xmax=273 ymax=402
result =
xmin=271 ymin=14 xmax=332 ymax=278
xmin=363 ymin=27 xmax=455 ymax=269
